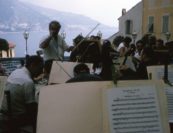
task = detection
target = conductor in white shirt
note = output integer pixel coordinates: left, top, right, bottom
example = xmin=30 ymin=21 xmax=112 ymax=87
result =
xmin=39 ymin=20 xmax=73 ymax=76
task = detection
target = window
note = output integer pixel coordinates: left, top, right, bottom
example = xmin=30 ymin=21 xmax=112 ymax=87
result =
xmin=162 ymin=15 xmax=169 ymax=33
xmin=148 ymin=16 xmax=154 ymax=33
xmin=125 ymin=20 xmax=132 ymax=34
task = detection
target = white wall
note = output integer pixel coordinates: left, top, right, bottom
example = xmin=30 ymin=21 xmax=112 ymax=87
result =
xmin=118 ymin=2 xmax=143 ymax=42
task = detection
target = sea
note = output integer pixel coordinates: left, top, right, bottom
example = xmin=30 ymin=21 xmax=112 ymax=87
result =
xmin=0 ymin=30 xmax=115 ymax=57
xmin=0 ymin=31 xmax=77 ymax=57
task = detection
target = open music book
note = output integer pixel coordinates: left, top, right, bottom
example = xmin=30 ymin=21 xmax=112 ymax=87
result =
xmin=147 ymin=65 xmax=173 ymax=124
xmin=165 ymin=86 xmax=173 ymax=123
xmin=37 ymin=80 xmax=170 ymax=133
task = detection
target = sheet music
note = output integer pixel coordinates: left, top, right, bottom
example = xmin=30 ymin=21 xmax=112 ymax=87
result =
xmin=125 ymin=56 xmax=136 ymax=72
xmin=119 ymin=56 xmax=136 ymax=72
xmin=106 ymin=86 xmax=163 ymax=133
xmin=156 ymin=68 xmax=173 ymax=83
xmin=165 ymin=87 xmax=173 ymax=122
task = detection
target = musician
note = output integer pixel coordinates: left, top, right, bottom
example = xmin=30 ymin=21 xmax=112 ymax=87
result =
xmin=39 ymin=20 xmax=73 ymax=76
xmin=99 ymin=40 xmax=118 ymax=80
xmin=70 ymin=35 xmax=101 ymax=71
xmin=119 ymin=47 xmax=156 ymax=80
xmin=70 ymin=34 xmax=84 ymax=62
xmin=66 ymin=63 xmax=102 ymax=83
xmin=0 ymin=55 xmax=44 ymax=133
xmin=117 ymin=36 xmax=132 ymax=57
xmin=155 ymin=39 xmax=165 ymax=50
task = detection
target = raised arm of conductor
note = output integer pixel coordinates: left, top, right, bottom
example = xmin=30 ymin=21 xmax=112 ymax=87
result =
xmin=39 ymin=36 xmax=52 ymax=49
xmin=39 ymin=20 xmax=61 ymax=49
xmin=39 ymin=20 xmax=74 ymax=51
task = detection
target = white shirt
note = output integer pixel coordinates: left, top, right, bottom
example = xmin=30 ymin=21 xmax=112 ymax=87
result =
xmin=116 ymin=42 xmax=124 ymax=52
xmin=41 ymin=35 xmax=68 ymax=61
xmin=117 ymin=42 xmax=128 ymax=56
xmin=7 ymin=67 xmax=33 ymax=85
xmin=134 ymin=51 xmax=141 ymax=60
xmin=1 ymin=67 xmax=36 ymax=115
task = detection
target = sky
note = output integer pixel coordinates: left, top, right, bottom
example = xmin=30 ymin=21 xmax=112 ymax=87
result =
xmin=22 ymin=0 xmax=141 ymax=27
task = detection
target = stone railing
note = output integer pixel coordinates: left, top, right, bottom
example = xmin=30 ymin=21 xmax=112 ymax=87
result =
xmin=0 ymin=56 xmax=70 ymax=76
xmin=0 ymin=57 xmax=25 ymax=75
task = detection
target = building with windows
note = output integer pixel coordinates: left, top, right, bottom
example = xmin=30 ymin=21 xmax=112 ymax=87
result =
xmin=118 ymin=2 xmax=143 ymax=43
xmin=111 ymin=0 xmax=173 ymax=43
xmin=143 ymin=0 xmax=173 ymax=42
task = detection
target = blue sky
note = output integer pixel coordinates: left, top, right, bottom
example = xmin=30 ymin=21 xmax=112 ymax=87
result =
xmin=20 ymin=0 xmax=141 ymax=27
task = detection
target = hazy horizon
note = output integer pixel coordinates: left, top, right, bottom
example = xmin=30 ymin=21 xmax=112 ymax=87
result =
xmin=20 ymin=0 xmax=141 ymax=27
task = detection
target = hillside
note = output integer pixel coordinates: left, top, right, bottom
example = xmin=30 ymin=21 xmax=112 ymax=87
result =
xmin=0 ymin=0 xmax=116 ymax=37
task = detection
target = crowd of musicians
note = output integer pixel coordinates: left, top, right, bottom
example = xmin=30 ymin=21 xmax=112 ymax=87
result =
xmin=0 ymin=20 xmax=173 ymax=133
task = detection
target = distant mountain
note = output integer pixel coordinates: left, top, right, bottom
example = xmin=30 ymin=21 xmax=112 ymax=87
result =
xmin=0 ymin=0 xmax=117 ymax=38
xmin=0 ymin=0 xmax=50 ymax=32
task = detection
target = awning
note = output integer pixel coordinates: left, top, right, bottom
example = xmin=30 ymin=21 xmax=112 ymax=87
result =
xmin=8 ymin=42 xmax=16 ymax=48
xmin=0 ymin=38 xmax=9 ymax=51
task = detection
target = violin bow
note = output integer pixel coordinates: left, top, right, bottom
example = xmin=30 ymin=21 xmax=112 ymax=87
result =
xmin=71 ymin=23 xmax=100 ymax=53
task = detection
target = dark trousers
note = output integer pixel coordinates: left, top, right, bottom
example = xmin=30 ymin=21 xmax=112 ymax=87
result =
xmin=44 ymin=59 xmax=54 ymax=75
xmin=0 ymin=113 xmax=36 ymax=133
